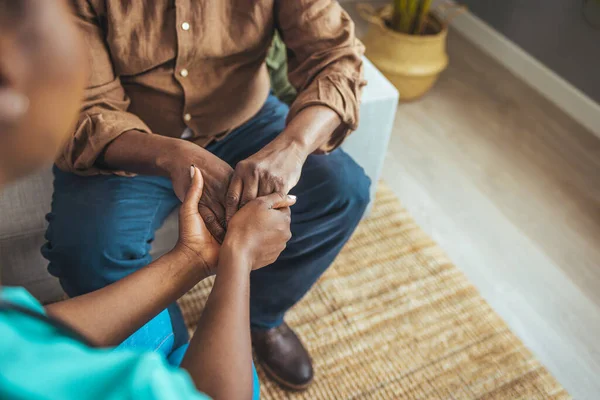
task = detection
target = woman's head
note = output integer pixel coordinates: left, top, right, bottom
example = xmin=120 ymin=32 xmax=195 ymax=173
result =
xmin=0 ymin=0 xmax=86 ymax=185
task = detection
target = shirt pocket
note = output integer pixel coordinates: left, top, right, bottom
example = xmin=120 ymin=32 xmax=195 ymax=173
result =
xmin=197 ymin=0 xmax=274 ymax=60
xmin=106 ymin=4 xmax=177 ymax=76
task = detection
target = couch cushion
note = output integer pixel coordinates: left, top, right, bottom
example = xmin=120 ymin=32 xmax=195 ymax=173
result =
xmin=0 ymin=168 xmax=61 ymax=302
xmin=0 ymin=234 xmax=64 ymax=303
xmin=151 ymin=211 xmax=178 ymax=259
xmin=0 ymin=168 xmax=53 ymax=238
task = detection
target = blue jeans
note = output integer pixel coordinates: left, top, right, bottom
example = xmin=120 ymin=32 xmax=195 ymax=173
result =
xmin=42 ymin=94 xmax=370 ymax=376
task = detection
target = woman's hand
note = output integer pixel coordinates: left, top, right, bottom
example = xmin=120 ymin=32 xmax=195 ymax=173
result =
xmin=174 ymin=166 xmax=221 ymax=276
xmin=223 ymin=192 xmax=296 ymax=272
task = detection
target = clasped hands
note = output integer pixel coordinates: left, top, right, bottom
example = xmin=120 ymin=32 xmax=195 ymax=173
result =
xmin=170 ymin=137 xmax=307 ymax=276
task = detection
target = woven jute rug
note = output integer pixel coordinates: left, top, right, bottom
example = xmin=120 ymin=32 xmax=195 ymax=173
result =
xmin=178 ymin=183 xmax=569 ymax=399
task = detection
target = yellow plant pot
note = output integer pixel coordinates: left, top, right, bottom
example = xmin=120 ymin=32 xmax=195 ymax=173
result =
xmin=359 ymin=5 xmax=449 ymax=101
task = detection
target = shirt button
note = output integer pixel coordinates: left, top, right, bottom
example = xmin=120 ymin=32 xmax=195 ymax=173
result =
xmin=180 ymin=68 xmax=189 ymax=78
xmin=181 ymin=22 xmax=190 ymax=31
xmin=183 ymin=113 xmax=192 ymax=122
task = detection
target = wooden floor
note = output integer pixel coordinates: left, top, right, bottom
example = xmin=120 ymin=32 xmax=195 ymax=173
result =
xmin=345 ymin=2 xmax=600 ymax=399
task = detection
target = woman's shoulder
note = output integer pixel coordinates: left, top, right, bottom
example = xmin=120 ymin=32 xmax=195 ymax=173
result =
xmin=0 ymin=286 xmax=45 ymax=314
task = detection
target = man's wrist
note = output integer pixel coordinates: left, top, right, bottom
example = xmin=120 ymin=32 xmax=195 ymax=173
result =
xmin=155 ymin=138 xmax=195 ymax=178
xmin=270 ymin=130 xmax=312 ymax=160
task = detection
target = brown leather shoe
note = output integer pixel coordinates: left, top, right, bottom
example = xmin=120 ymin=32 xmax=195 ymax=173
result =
xmin=251 ymin=322 xmax=313 ymax=391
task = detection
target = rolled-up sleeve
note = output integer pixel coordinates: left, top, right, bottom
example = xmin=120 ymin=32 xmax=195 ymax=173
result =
xmin=56 ymin=0 xmax=152 ymax=176
xmin=276 ymin=0 xmax=366 ymax=153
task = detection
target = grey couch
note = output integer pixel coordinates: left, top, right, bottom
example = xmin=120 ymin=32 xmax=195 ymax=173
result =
xmin=0 ymin=58 xmax=398 ymax=304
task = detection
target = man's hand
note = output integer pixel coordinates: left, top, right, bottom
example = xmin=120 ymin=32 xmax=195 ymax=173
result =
xmin=225 ymin=138 xmax=306 ymax=223
xmin=165 ymin=141 xmax=234 ymax=242
xmin=174 ymin=166 xmax=221 ymax=276
xmin=224 ymin=106 xmax=342 ymax=223
xmin=101 ymin=132 xmax=234 ymax=242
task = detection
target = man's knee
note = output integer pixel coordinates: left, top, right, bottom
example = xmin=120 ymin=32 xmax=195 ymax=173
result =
xmin=315 ymin=151 xmax=371 ymax=217
xmin=43 ymin=211 xmax=152 ymax=295
xmin=43 ymin=171 xmax=175 ymax=295
xmin=341 ymin=167 xmax=371 ymax=215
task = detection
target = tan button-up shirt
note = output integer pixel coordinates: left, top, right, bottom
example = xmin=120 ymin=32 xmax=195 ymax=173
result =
xmin=58 ymin=0 xmax=365 ymax=175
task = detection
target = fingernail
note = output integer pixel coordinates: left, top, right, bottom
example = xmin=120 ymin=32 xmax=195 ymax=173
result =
xmin=190 ymin=165 xmax=195 ymax=178
xmin=288 ymin=195 xmax=296 ymax=200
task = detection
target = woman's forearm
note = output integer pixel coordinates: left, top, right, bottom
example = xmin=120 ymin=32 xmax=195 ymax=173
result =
xmin=46 ymin=248 xmax=208 ymax=347
xmin=180 ymin=249 xmax=254 ymax=400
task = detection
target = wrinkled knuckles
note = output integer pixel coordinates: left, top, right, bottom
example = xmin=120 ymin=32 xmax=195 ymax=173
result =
xmin=225 ymin=193 xmax=239 ymax=207
xmin=270 ymin=175 xmax=285 ymax=188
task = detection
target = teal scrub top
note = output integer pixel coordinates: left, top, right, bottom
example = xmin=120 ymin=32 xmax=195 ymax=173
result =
xmin=0 ymin=287 xmax=210 ymax=400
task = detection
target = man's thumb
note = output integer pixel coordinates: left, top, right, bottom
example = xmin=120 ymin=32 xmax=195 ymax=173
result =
xmin=182 ymin=166 xmax=204 ymax=210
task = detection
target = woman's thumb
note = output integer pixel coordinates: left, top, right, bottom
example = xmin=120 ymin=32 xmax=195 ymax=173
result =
xmin=261 ymin=192 xmax=297 ymax=209
xmin=182 ymin=166 xmax=204 ymax=211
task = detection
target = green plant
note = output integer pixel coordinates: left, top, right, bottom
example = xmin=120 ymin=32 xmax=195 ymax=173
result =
xmin=390 ymin=0 xmax=433 ymax=35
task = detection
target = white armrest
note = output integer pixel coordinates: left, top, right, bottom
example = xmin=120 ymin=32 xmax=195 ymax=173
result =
xmin=342 ymin=57 xmax=399 ymax=214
